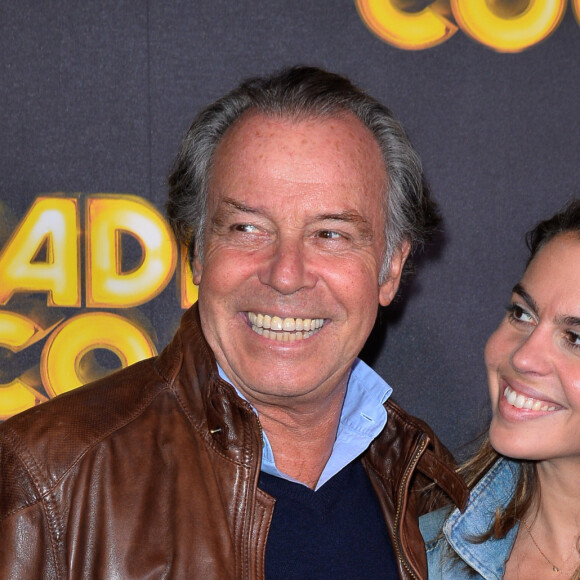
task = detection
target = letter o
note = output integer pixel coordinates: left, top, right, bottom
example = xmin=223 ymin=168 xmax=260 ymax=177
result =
xmin=451 ymin=0 xmax=566 ymax=52
xmin=41 ymin=312 xmax=157 ymax=397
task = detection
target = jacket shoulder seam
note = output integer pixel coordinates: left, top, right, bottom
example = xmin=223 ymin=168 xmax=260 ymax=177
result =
xmin=0 ymin=427 xmax=62 ymax=573
xmin=6 ymin=380 xmax=171 ymax=497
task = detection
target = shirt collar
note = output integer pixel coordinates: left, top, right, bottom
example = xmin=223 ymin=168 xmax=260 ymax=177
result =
xmin=443 ymin=458 xmax=520 ymax=579
xmin=217 ymin=358 xmax=391 ymax=490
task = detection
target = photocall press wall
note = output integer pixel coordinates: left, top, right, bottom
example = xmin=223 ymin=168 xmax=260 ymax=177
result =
xmin=1 ymin=1 xmax=579 ymax=456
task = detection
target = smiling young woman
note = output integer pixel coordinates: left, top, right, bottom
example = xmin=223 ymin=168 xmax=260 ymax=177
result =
xmin=421 ymin=200 xmax=580 ymax=580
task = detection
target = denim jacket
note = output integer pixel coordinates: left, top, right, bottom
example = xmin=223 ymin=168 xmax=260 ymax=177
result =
xmin=419 ymin=458 xmax=520 ymax=579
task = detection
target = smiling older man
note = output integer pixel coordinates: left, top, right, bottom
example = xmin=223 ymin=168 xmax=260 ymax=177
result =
xmin=0 ymin=66 xmax=467 ymax=579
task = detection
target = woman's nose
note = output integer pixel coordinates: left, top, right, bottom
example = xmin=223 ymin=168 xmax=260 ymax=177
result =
xmin=510 ymin=326 xmax=552 ymax=376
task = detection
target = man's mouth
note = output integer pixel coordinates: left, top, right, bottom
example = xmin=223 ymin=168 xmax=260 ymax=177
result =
xmin=247 ymin=312 xmax=325 ymax=341
xmin=503 ymin=385 xmax=558 ymax=412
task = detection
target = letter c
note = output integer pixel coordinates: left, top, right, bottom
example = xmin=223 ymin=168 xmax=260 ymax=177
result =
xmin=0 ymin=311 xmax=51 ymax=419
xmin=355 ymin=0 xmax=458 ymax=50
xmin=573 ymin=0 xmax=580 ymax=26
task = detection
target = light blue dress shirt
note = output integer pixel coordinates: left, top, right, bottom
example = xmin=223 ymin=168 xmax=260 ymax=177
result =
xmin=218 ymin=357 xmax=391 ymax=490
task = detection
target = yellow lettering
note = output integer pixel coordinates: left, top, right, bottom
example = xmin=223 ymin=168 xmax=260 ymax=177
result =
xmin=451 ymin=0 xmax=566 ymax=52
xmin=355 ymin=0 xmax=457 ymax=50
xmin=0 ymin=378 xmax=44 ymax=420
xmin=0 ymin=311 xmax=51 ymax=418
xmin=179 ymin=245 xmax=198 ymax=309
xmin=573 ymin=0 xmax=580 ymax=25
xmin=0 ymin=196 xmax=80 ymax=306
xmin=41 ymin=312 xmax=157 ymax=397
xmin=86 ymin=195 xmax=177 ymax=307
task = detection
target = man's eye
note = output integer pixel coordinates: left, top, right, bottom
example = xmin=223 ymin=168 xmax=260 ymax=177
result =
xmin=232 ymin=224 xmax=259 ymax=233
xmin=317 ymin=230 xmax=343 ymax=240
xmin=506 ymin=303 xmax=534 ymax=323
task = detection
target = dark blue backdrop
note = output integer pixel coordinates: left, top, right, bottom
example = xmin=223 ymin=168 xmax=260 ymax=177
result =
xmin=1 ymin=1 xmax=579 ymax=457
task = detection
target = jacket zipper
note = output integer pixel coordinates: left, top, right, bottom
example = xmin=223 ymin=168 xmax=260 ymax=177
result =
xmin=393 ymin=433 xmax=428 ymax=580
xmin=242 ymin=407 xmax=266 ymax=579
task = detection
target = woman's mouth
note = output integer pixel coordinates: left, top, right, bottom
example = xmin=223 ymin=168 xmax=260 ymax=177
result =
xmin=503 ymin=384 xmax=558 ymax=412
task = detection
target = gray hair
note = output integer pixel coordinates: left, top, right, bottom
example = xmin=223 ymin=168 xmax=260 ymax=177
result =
xmin=166 ymin=66 xmax=439 ymax=283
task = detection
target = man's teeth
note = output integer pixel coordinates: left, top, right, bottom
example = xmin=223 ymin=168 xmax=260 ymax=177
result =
xmin=248 ymin=312 xmax=324 ymax=341
xmin=504 ymin=385 xmax=557 ymax=412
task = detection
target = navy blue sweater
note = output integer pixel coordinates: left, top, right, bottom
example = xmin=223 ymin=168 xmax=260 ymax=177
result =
xmin=258 ymin=458 xmax=399 ymax=579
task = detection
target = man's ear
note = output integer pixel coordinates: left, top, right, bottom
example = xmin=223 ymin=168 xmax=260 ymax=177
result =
xmin=191 ymin=244 xmax=203 ymax=286
xmin=378 ymin=240 xmax=411 ymax=307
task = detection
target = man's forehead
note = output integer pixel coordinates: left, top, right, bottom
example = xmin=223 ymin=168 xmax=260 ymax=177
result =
xmin=205 ymin=109 xmax=388 ymax=228
xmin=211 ymin=110 xmax=386 ymax=181
xmin=218 ymin=109 xmax=378 ymax=149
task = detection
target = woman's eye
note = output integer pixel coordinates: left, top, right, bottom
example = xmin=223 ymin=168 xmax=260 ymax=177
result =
xmin=565 ymin=330 xmax=580 ymax=348
xmin=507 ymin=303 xmax=534 ymax=323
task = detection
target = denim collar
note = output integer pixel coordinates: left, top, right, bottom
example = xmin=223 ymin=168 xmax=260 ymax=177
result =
xmin=444 ymin=457 xmax=520 ymax=579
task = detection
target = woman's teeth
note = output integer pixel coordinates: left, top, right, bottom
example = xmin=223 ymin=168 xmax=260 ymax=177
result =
xmin=248 ymin=312 xmax=324 ymax=341
xmin=504 ymin=385 xmax=557 ymax=412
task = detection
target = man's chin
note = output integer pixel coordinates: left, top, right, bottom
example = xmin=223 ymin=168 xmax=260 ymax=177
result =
xmin=232 ymin=367 xmax=343 ymax=405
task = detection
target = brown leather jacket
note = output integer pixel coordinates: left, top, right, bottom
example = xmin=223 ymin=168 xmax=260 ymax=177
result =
xmin=0 ymin=305 xmax=467 ymax=579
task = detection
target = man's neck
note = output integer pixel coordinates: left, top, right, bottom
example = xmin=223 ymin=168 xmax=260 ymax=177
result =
xmin=253 ymin=385 xmax=347 ymax=489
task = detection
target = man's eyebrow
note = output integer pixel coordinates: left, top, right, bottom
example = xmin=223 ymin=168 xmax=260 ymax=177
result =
xmin=215 ymin=202 xmax=373 ymax=225
xmin=513 ymin=283 xmax=580 ymax=327
xmin=210 ymin=198 xmax=261 ymax=226
xmin=211 ymin=201 xmax=375 ymax=238
xmin=219 ymin=198 xmax=260 ymax=215
xmin=316 ymin=210 xmax=375 ymax=238
xmin=317 ymin=210 xmax=370 ymax=225
xmin=219 ymin=205 xmax=371 ymax=223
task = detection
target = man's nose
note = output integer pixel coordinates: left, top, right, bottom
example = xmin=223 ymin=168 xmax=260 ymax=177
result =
xmin=510 ymin=326 xmax=552 ymax=376
xmin=257 ymin=236 xmax=316 ymax=295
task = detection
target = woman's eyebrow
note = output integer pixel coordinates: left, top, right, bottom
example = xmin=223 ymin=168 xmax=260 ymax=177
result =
xmin=555 ymin=314 xmax=580 ymax=327
xmin=512 ymin=283 xmax=538 ymax=314
xmin=514 ymin=282 xmax=580 ymax=327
